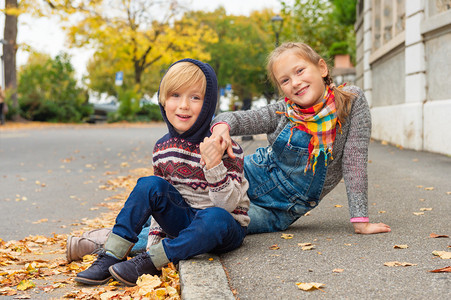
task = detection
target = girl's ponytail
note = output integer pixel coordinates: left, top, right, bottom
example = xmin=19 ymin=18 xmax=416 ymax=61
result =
xmin=323 ymin=73 xmax=354 ymax=124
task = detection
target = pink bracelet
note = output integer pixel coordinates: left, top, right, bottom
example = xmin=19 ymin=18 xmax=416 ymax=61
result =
xmin=210 ymin=122 xmax=230 ymax=132
xmin=350 ymin=217 xmax=369 ymax=223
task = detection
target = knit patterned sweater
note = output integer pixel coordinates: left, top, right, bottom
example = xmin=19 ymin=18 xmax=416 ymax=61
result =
xmin=211 ymin=85 xmax=370 ymax=221
xmin=152 ymin=137 xmax=250 ymax=227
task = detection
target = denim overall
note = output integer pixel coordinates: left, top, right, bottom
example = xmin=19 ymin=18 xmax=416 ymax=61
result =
xmin=245 ymin=123 xmax=328 ymax=234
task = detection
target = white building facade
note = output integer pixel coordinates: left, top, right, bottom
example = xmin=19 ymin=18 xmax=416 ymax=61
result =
xmin=355 ymin=0 xmax=451 ymax=156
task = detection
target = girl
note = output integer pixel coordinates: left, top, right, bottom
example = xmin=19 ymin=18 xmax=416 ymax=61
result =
xmin=211 ymin=42 xmax=391 ymax=235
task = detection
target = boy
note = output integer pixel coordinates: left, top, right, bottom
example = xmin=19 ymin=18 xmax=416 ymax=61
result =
xmin=75 ymin=59 xmax=250 ymax=286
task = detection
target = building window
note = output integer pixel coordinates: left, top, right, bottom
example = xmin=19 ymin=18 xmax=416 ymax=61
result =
xmin=372 ymin=0 xmax=405 ymax=51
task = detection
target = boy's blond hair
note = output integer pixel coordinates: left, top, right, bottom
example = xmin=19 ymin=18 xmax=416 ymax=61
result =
xmin=159 ymin=62 xmax=207 ymax=106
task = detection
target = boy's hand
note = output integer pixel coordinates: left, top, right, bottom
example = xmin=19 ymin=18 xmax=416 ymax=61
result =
xmin=211 ymin=124 xmax=234 ymax=159
xmin=353 ymin=222 xmax=391 ymax=234
xmin=200 ymin=136 xmax=228 ymax=170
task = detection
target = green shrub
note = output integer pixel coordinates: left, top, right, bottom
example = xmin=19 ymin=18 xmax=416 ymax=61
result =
xmin=137 ymin=103 xmax=163 ymax=121
xmin=17 ymin=52 xmax=92 ymax=122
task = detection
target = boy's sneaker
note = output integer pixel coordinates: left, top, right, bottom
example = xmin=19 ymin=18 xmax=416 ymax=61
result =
xmin=66 ymin=228 xmax=111 ymax=262
xmin=109 ymin=252 xmax=160 ymax=286
xmin=74 ymin=251 xmax=122 ymax=285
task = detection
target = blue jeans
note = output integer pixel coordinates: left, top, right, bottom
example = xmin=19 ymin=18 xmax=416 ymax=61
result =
xmin=244 ymin=123 xmax=328 ymax=234
xmin=112 ymin=176 xmax=246 ymax=264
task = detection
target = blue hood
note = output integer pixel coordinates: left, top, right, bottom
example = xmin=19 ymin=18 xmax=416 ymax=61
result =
xmin=158 ymin=58 xmax=218 ymax=144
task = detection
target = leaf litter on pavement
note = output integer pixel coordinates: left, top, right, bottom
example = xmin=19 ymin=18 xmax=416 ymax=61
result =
xmin=0 ymin=167 xmax=181 ymax=299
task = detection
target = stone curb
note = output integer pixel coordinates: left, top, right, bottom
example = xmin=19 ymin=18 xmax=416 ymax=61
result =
xmin=179 ymin=254 xmax=235 ymax=300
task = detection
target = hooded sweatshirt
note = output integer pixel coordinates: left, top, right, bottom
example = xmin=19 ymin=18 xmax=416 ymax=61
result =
xmin=152 ymin=58 xmax=250 ymax=227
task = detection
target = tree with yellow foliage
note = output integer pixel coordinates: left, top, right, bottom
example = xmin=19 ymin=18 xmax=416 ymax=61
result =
xmin=46 ymin=0 xmax=217 ymax=95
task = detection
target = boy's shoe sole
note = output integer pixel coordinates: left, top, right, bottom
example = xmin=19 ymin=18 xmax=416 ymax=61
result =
xmin=109 ymin=266 xmax=136 ymax=287
xmin=74 ymin=275 xmax=112 ymax=285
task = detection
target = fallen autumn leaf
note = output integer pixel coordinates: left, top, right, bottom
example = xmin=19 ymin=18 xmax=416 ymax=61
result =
xmin=281 ymin=233 xmax=293 ymax=239
xmin=432 ymin=251 xmax=451 ymax=259
xmin=295 ymin=282 xmax=325 ymax=291
xmin=269 ymin=244 xmax=280 ymax=250
xmin=384 ymin=261 xmax=417 ymax=267
xmin=428 ymin=266 xmax=451 ymax=273
xmin=430 ymin=233 xmax=449 ymax=238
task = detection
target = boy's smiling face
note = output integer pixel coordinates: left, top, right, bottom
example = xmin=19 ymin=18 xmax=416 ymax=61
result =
xmin=164 ymin=80 xmax=205 ymax=134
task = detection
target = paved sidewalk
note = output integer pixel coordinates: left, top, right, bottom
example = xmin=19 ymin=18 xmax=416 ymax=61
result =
xmin=179 ymin=138 xmax=451 ymax=299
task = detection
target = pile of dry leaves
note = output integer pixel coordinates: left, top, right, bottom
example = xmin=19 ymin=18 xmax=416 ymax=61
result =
xmin=0 ymin=168 xmax=181 ymax=299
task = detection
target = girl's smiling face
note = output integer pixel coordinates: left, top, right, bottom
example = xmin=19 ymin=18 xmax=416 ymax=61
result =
xmin=164 ymin=81 xmax=204 ymax=134
xmin=273 ymin=50 xmax=328 ymax=108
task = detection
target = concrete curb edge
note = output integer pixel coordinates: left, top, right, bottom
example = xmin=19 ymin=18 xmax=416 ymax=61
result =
xmin=179 ymin=254 xmax=235 ymax=300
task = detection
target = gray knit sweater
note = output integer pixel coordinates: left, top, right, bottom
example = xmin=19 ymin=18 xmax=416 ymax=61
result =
xmin=211 ymin=86 xmax=370 ymax=221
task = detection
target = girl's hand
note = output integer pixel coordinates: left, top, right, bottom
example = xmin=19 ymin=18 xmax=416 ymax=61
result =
xmin=200 ymin=136 xmax=228 ymax=170
xmin=353 ymin=222 xmax=391 ymax=234
xmin=211 ymin=123 xmax=234 ymax=159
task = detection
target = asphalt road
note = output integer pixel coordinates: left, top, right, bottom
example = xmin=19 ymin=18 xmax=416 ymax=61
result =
xmin=1 ymin=124 xmax=449 ymax=299
xmin=0 ymin=123 xmax=166 ymax=241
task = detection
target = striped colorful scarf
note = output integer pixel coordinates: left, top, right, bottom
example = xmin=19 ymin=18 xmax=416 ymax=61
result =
xmin=277 ymin=85 xmax=342 ymax=173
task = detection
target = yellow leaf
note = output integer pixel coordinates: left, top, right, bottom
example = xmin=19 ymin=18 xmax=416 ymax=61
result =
xmin=302 ymin=245 xmax=315 ymax=251
xmin=82 ymin=254 xmax=96 ymax=262
xmin=424 ymin=187 xmax=434 ymax=191
xmin=100 ymin=291 xmax=122 ymax=300
xmin=17 ymin=280 xmax=35 ymax=291
xmin=432 ymin=251 xmax=451 ymax=259
xmin=136 ymin=274 xmax=162 ymax=290
xmin=298 ymin=242 xmax=312 ymax=247
xmin=269 ymin=244 xmax=280 ymax=250
xmin=420 ymin=207 xmax=432 ymax=211
xmin=208 ymin=257 xmax=214 ymax=261
xmin=25 ymin=263 xmax=38 ymax=273
xmin=67 ymin=262 xmax=81 ymax=270
xmin=334 ymin=204 xmax=343 ymax=208
xmin=332 ymin=268 xmax=344 ymax=273
xmin=384 ymin=261 xmax=417 ymax=267
xmin=413 ymin=212 xmax=424 ymax=216
xmin=295 ymin=282 xmax=325 ymax=291
xmin=378 ymin=211 xmax=386 ymax=214
xmin=32 ymin=218 xmax=48 ymax=224
xmin=281 ymin=233 xmax=293 ymax=239
xmin=394 ymin=244 xmax=408 ymax=249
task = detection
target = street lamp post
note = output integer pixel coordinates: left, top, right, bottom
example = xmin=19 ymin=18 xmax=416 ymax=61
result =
xmin=271 ymin=15 xmax=284 ymax=48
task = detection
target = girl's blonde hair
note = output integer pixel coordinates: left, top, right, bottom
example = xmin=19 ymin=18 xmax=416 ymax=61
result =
xmin=267 ymin=42 xmax=354 ymax=123
xmin=159 ymin=62 xmax=207 ymax=106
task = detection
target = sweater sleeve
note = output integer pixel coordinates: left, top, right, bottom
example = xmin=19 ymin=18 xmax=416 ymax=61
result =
xmin=211 ymin=101 xmax=285 ymax=136
xmin=202 ymin=142 xmax=246 ymax=213
xmin=342 ymin=87 xmax=370 ymax=221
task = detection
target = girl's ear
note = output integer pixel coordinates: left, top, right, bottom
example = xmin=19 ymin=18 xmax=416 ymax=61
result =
xmin=318 ymin=59 xmax=328 ymax=78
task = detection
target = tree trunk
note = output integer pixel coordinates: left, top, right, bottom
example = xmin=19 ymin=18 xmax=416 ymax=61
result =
xmin=3 ymin=0 xmax=18 ymax=119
